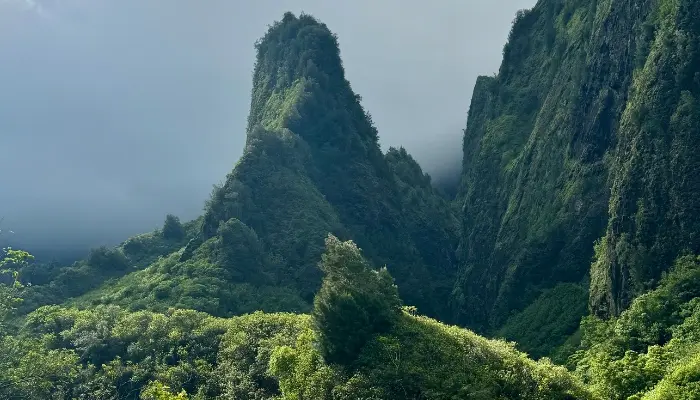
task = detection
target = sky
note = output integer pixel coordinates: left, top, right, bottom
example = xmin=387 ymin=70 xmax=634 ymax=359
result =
xmin=0 ymin=0 xmax=536 ymax=257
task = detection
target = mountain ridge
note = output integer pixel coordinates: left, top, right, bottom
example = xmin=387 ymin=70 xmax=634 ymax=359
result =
xmin=17 ymin=12 xmax=460 ymax=323
xmin=3 ymin=3 xmax=700 ymax=398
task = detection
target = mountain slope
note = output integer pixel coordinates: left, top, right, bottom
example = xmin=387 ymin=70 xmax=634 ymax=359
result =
xmin=455 ymin=0 xmax=700 ymax=356
xmin=24 ymin=12 xmax=459 ymax=322
xmin=17 ymin=217 xmax=201 ymax=313
xmin=186 ymin=12 xmax=459 ymax=318
xmin=456 ymin=0 xmax=628 ymax=333
xmin=574 ymin=255 xmax=700 ymax=399
xmin=589 ymin=0 xmax=700 ymax=318
xmin=2 ymin=237 xmax=591 ymax=400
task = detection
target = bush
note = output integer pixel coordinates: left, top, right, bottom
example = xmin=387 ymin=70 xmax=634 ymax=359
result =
xmin=162 ymin=214 xmax=185 ymax=241
xmin=88 ymin=246 xmax=129 ymax=271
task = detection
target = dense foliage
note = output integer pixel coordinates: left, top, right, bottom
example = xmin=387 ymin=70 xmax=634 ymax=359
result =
xmin=589 ymin=0 xmax=700 ymax=318
xmin=0 ymin=247 xmax=33 ymax=333
xmin=0 ymin=238 xmax=592 ymax=399
xmin=455 ymin=0 xmax=700 ymax=364
xmin=312 ymin=235 xmax=402 ymax=366
xmin=271 ymin=238 xmax=592 ymax=399
xmin=3 ymin=1 xmax=700 ymax=397
xmin=162 ymin=214 xmax=186 ymax=241
xmin=573 ymin=255 xmax=700 ymax=399
xmin=15 ymin=217 xmax=201 ymax=315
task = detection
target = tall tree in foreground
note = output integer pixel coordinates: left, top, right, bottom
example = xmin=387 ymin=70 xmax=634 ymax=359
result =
xmin=272 ymin=236 xmax=593 ymax=399
xmin=312 ymin=235 xmax=402 ymax=366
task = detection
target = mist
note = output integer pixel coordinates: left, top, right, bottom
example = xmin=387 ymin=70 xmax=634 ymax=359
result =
xmin=0 ymin=0 xmax=536 ymax=258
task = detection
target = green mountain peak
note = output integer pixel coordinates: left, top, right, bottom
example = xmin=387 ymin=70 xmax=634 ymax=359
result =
xmin=6 ymin=4 xmax=700 ymax=399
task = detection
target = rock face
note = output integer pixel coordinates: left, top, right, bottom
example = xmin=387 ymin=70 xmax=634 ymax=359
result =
xmin=455 ymin=0 xmax=700 ymax=336
xmin=197 ymin=12 xmax=459 ymax=319
xmin=589 ymin=0 xmax=700 ymax=318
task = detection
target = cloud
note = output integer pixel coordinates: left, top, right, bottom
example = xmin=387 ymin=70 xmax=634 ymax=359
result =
xmin=0 ymin=0 xmax=537 ymax=257
xmin=2 ymin=0 xmax=50 ymax=18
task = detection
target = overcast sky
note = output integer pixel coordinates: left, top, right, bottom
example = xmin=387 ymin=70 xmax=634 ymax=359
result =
xmin=0 ymin=0 xmax=535 ymax=255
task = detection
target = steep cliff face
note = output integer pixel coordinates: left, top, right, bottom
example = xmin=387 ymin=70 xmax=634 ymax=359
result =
xmin=457 ymin=0 xmax=700 ymax=354
xmin=456 ymin=0 xmax=655 ymax=334
xmin=590 ymin=0 xmax=700 ymax=318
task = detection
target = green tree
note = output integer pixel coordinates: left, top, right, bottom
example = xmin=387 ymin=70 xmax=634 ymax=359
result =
xmin=0 ymin=249 xmax=80 ymax=400
xmin=216 ymin=218 xmax=266 ymax=283
xmin=312 ymin=235 xmax=401 ymax=366
xmin=0 ymin=248 xmax=33 ymax=333
xmin=140 ymin=381 xmax=189 ymax=400
xmin=162 ymin=214 xmax=186 ymax=240
xmin=87 ymin=246 xmax=128 ymax=271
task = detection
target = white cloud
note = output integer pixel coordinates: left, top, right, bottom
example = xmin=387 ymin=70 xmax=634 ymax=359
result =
xmin=1 ymin=0 xmax=52 ymax=19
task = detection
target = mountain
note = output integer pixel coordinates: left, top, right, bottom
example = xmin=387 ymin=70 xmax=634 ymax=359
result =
xmin=197 ymin=12 xmax=459 ymax=319
xmin=3 ymin=2 xmax=700 ymax=398
xmin=17 ymin=12 xmax=459 ymax=322
xmin=454 ymin=0 xmax=700 ymax=356
xmin=589 ymin=0 xmax=700 ymax=318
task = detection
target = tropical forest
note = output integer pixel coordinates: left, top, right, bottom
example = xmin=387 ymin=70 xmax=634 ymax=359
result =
xmin=2 ymin=0 xmax=700 ymax=398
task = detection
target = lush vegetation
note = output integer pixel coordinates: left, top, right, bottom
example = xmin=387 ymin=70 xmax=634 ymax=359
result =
xmin=0 ymin=238 xmax=591 ymax=399
xmin=14 ymin=216 xmax=201 ymax=315
xmin=497 ymin=283 xmax=588 ymax=361
xmin=455 ymin=0 xmax=700 ymax=362
xmin=589 ymin=0 xmax=700 ymax=318
xmin=573 ymin=255 xmax=700 ymax=399
xmin=2 ymin=1 xmax=700 ymax=397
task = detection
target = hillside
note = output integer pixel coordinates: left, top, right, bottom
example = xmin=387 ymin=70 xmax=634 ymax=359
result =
xmin=196 ymin=12 xmax=459 ymax=320
xmin=1 ymin=236 xmax=591 ymax=399
xmin=455 ymin=0 xmax=700 ymax=357
xmin=14 ymin=13 xmax=459 ymax=323
xmin=589 ymin=0 xmax=700 ymax=318
xmin=2 ymin=1 xmax=700 ymax=398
